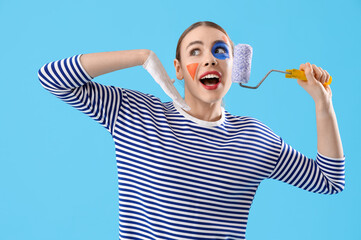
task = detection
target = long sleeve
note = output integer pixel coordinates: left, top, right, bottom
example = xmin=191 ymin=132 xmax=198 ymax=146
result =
xmin=268 ymin=137 xmax=345 ymax=194
xmin=38 ymin=54 xmax=122 ymax=136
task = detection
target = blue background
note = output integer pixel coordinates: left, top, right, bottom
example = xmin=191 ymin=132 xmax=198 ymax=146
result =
xmin=1 ymin=0 xmax=360 ymax=239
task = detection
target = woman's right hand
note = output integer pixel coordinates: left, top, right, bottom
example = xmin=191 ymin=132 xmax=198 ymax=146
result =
xmin=143 ymin=50 xmax=190 ymax=111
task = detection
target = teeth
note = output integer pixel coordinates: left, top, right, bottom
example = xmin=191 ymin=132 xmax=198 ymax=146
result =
xmin=201 ymin=74 xmax=219 ymax=80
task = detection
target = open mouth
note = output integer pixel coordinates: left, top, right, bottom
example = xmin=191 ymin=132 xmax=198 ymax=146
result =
xmin=199 ymin=71 xmax=222 ymax=90
xmin=200 ymin=75 xmax=220 ymax=86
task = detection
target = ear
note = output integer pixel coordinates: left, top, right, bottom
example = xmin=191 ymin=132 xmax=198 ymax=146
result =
xmin=174 ymin=59 xmax=184 ymax=80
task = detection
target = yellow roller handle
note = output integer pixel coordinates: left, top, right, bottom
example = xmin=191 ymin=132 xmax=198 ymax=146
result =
xmin=285 ymin=69 xmax=332 ymax=85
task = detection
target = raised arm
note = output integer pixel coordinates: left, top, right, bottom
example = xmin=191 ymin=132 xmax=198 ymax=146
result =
xmin=267 ymin=62 xmax=345 ymax=194
xmin=38 ymin=49 xmax=190 ymax=135
xmin=80 ymin=49 xmax=150 ymax=78
xmin=298 ymin=62 xmax=344 ymax=158
xmin=37 ymin=50 xmax=150 ymax=136
xmin=315 ymin=96 xmax=344 ymax=158
xmin=68 ymin=49 xmax=189 ymax=110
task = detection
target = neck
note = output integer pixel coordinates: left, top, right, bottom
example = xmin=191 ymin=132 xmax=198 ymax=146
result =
xmin=183 ymin=96 xmax=223 ymax=122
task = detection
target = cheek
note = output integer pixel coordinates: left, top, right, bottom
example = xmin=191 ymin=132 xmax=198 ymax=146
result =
xmin=186 ymin=63 xmax=199 ymax=80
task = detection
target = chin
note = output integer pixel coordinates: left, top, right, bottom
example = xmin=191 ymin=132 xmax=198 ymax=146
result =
xmin=199 ymin=96 xmax=223 ymax=105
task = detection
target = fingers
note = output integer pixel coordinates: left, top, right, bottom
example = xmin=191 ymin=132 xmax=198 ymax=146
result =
xmin=299 ymin=62 xmax=330 ymax=85
xmin=311 ymin=64 xmax=329 ymax=84
xmin=299 ymin=62 xmax=316 ymax=83
xmin=321 ymin=69 xmax=330 ymax=85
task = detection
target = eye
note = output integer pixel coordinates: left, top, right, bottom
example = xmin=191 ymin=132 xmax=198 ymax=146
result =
xmin=211 ymin=41 xmax=230 ymax=60
xmin=215 ymin=47 xmax=226 ymax=54
xmin=190 ymin=48 xmax=200 ymax=56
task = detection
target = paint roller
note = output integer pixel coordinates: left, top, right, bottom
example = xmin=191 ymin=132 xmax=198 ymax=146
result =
xmin=232 ymin=44 xmax=333 ymax=89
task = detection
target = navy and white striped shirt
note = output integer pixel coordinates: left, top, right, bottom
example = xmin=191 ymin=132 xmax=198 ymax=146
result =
xmin=38 ymin=54 xmax=345 ymax=240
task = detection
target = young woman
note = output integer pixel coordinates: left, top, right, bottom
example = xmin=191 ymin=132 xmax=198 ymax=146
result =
xmin=38 ymin=21 xmax=345 ymax=240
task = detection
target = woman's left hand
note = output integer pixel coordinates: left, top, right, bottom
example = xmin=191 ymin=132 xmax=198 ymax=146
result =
xmin=297 ymin=62 xmax=332 ymax=105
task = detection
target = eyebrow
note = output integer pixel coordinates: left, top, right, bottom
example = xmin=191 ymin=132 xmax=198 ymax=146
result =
xmin=186 ymin=40 xmax=228 ymax=50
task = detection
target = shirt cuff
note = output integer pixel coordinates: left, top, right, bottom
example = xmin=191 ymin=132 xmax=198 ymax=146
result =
xmin=317 ymin=151 xmax=345 ymax=161
xmin=77 ymin=54 xmax=94 ymax=80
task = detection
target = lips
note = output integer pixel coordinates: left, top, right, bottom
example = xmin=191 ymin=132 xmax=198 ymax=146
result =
xmin=199 ymin=71 xmax=222 ymax=81
xmin=199 ymin=71 xmax=222 ymax=90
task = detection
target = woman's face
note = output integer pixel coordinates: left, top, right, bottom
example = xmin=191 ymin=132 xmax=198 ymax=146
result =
xmin=174 ymin=25 xmax=233 ymax=106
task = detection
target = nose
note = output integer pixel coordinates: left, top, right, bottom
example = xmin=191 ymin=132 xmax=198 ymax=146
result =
xmin=204 ymin=60 xmax=217 ymax=66
xmin=203 ymin=53 xmax=217 ymax=67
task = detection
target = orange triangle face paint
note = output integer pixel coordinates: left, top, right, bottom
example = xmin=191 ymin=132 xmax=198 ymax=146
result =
xmin=186 ymin=63 xmax=199 ymax=80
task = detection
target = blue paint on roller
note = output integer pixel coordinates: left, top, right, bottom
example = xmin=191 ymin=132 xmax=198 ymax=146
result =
xmin=231 ymin=44 xmax=253 ymax=84
xmin=211 ymin=41 xmax=230 ymax=60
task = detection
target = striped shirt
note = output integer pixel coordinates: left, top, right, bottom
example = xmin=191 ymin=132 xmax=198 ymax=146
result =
xmin=38 ymin=54 xmax=345 ymax=240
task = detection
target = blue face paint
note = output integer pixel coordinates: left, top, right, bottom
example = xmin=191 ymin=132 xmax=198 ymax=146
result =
xmin=211 ymin=41 xmax=230 ymax=60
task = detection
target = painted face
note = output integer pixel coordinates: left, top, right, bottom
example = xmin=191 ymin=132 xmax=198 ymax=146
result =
xmin=186 ymin=40 xmax=230 ymax=80
xmin=186 ymin=62 xmax=199 ymax=81
xmin=211 ymin=41 xmax=230 ymax=60
xmin=174 ymin=25 xmax=233 ymax=108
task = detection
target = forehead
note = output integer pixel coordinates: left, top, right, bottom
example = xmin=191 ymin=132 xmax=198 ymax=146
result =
xmin=181 ymin=26 xmax=227 ymax=50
